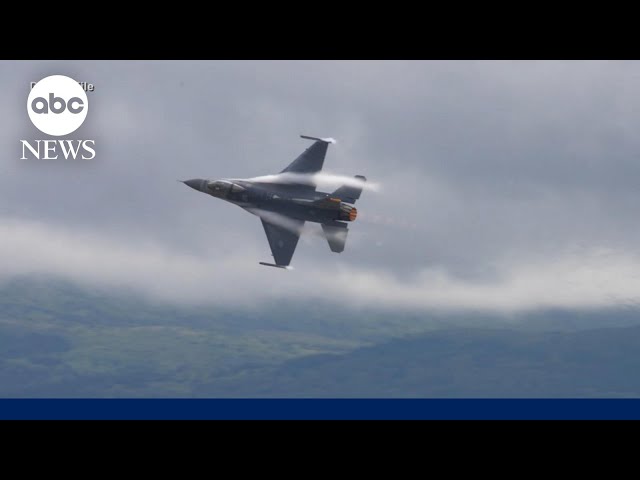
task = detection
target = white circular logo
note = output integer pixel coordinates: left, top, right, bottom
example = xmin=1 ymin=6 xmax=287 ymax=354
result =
xmin=27 ymin=75 xmax=88 ymax=136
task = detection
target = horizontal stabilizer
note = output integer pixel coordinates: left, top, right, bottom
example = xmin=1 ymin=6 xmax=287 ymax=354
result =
xmin=322 ymin=222 xmax=349 ymax=253
xmin=331 ymin=175 xmax=366 ymax=204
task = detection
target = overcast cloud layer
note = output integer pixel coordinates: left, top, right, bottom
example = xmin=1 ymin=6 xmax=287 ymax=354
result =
xmin=2 ymin=60 xmax=640 ymax=312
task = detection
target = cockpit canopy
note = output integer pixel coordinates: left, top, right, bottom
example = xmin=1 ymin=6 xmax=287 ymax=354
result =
xmin=206 ymin=180 xmax=246 ymax=198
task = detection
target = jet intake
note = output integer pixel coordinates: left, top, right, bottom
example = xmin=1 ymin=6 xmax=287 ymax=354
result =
xmin=339 ymin=203 xmax=357 ymax=222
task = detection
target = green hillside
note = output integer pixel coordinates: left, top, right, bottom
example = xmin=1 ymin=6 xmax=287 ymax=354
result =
xmin=0 ymin=276 xmax=439 ymax=397
xmin=201 ymin=327 xmax=640 ymax=397
xmin=2 ymin=276 xmax=640 ymax=397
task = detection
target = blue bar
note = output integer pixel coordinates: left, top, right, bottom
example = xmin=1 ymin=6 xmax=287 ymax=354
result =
xmin=1 ymin=399 xmax=640 ymax=420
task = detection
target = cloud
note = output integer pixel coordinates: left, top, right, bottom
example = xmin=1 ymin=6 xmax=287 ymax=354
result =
xmin=3 ymin=61 xmax=640 ymax=313
xmin=2 ymin=217 xmax=640 ymax=313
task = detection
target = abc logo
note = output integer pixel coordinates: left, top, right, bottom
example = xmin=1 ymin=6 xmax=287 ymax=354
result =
xmin=27 ymin=75 xmax=88 ymax=136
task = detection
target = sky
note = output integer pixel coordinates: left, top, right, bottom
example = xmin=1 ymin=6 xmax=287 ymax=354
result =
xmin=2 ymin=60 xmax=640 ymax=312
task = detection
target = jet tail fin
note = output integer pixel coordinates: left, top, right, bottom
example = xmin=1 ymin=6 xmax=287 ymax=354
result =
xmin=331 ymin=175 xmax=366 ymax=204
xmin=322 ymin=222 xmax=349 ymax=253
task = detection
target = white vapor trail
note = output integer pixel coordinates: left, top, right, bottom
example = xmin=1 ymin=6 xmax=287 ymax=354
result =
xmin=245 ymin=208 xmax=345 ymax=244
xmin=3 ymin=218 xmax=640 ymax=312
xmin=244 ymin=172 xmax=380 ymax=192
xmin=245 ymin=208 xmax=306 ymax=235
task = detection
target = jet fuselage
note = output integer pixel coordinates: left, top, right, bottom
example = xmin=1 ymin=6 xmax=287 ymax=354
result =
xmin=183 ymin=178 xmax=357 ymax=225
xmin=181 ymin=135 xmax=365 ymax=268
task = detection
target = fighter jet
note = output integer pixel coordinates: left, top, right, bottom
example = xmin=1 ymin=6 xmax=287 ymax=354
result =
xmin=182 ymin=135 xmax=366 ymax=269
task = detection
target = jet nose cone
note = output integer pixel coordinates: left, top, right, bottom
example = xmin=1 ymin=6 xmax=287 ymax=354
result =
xmin=182 ymin=179 xmax=205 ymax=191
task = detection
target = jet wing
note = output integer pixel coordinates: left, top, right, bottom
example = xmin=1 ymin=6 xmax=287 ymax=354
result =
xmin=281 ymin=135 xmax=334 ymax=174
xmin=260 ymin=217 xmax=304 ymax=267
